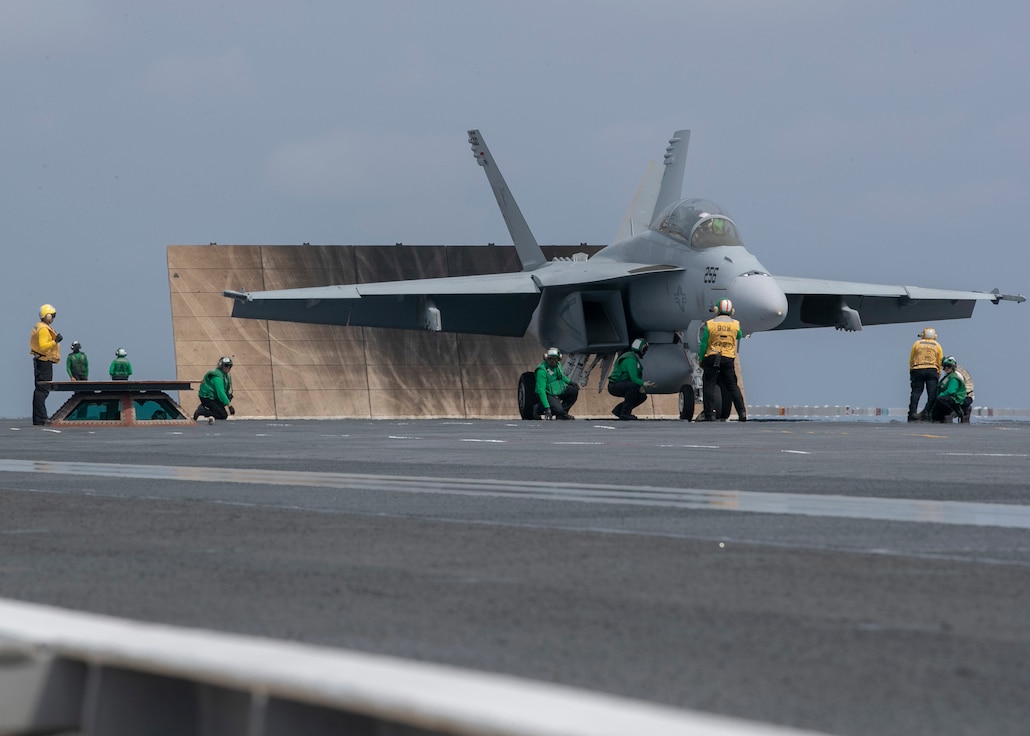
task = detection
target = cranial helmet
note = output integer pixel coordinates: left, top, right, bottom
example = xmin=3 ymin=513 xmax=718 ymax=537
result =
xmin=921 ymin=327 xmax=937 ymax=340
xmin=716 ymin=299 xmax=734 ymax=316
xmin=942 ymin=356 xmax=957 ymax=368
xmin=218 ymin=356 xmax=233 ymax=368
xmin=115 ymin=348 xmax=127 ymax=357
xmin=71 ymin=341 xmax=81 ymax=351
xmin=544 ymin=347 xmax=562 ymax=360
xmin=631 ymin=338 xmax=649 ymax=356
xmin=39 ymin=304 xmax=56 ymax=319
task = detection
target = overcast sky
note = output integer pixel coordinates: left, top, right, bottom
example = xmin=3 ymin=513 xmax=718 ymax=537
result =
xmin=3 ymin=1 xmax=1027 ymax=419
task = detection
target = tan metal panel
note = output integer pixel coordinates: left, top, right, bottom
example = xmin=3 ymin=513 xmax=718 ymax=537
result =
xmin=354 ymin=245 xmax=448 ymax=281
xmin=169 ymin=292 xmax=238 ymax=319
xmin=269 ymin=340 xmax=367 ymax=367
xmin=460 ymin=363 xmax=536 ymax=390
xmin=176 ymin=341 xmax=272 ymax=370
xmin=274 ymin=389 xmax=372 ymax=417
xmin=272 ymin=364 xmax=369 ymax=391
xmin=259 ymin=244 xmax=357 ymax=273
xmin=457 ymin=335 xmax=540 ymax=365
xmin=367 ymin=364 xmax=456 ymax=391
xmin=267 ymin=322 xmax=365 ymax=343
xmin=166 ymin=244 xmax=263 ymax=270
xmin=169 ymin=268 xmax=266 ymax=294
xmin=363 ymin=331 xmax=460 ymax=365
xmin=460 ymin=390 xmax=519 ymax=418
xmin=368 ymin=390 xmax=465 ymax=418
xmin=173 ymin=316 xmax=270 ymax=344
xmin=445 ymin=244 xmax=521 ymax=276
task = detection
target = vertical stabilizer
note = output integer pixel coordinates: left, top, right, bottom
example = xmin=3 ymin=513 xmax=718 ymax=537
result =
xmin=614 ymin=160 xmax=661 ymax=243
xmin=468 ymin=130 xmax=546 ymax=271
xmin=649 ymin=130 xmax=691 ymax=228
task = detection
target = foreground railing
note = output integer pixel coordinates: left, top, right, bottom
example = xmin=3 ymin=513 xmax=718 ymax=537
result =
xmin=0 ymin=598 xmax=819 ymax=736
xmin=747 ymin=405 xmax=1030 ymax=420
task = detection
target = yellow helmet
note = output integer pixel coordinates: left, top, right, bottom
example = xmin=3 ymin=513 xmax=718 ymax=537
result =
xmin=39 ymin=304 xmax=56 ymax=319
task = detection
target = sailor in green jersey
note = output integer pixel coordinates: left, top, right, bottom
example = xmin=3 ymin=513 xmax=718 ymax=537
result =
xmin=534 ymin=347 xmax=578 ymax=419
xmin=954 ymin=363 xmax=975 ymax=423
xmin=931 ymin=356 xmax=967 ymax=423
xmin=194 ymin=356 xmax=235 ymax=423
xmin=108 ymin=348 xmax=133 ymax=380
xmin=66 ymin=341 xmax=89 ymax=380
xmin=607 ymin=338 xmax=655 ymax=420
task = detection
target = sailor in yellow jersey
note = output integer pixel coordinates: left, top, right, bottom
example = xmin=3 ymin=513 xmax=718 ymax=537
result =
xmin=29 ymin=303 xmax=63 ymax=425
xmin=908 ymin=327 xmax=943 ymax=421
xmin=698 ymin=299 xmax=746 ymax=422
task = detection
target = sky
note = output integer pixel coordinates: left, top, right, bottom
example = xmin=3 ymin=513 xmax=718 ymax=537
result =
xmin=3 ymin=1 xmax=1028 ymax=418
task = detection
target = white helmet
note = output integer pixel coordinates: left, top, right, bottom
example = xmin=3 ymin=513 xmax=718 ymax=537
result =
xmin=115 ymin=347 xmax=127 ymax=357
xmin=544 ymin=347 xmax=562 ymax=360
xmin=715 ymin=299 xmax=734 ymax=316
xmin=921 ymin=327 xmax=936 ymax=340
xmin=630 ymin=338 xmax=649 ymax=356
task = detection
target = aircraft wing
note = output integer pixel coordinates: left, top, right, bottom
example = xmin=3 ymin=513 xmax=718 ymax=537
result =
xmin=772 ymin=274 xmax=1025 ymax=331
xmin=225 ymin=259 xmax=682 ymax=336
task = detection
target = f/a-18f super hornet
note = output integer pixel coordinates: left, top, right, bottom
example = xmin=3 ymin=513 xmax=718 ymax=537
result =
xmin=225 ymin=129 xmax=1024 ymax=419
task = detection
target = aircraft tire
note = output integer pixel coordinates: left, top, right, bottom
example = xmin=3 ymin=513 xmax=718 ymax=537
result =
xmin=517 ymin=372 xmax=537 ymax=420
xmin=695 ymin=385 xmax=727 ymax=421
xmin=718 ymin=385 xmax=732 ymax=420
xmin=678 ymin=385 xmax=694 ymax=421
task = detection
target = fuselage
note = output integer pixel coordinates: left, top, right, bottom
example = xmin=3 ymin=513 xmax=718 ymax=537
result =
xmin=594 ymin=198 xmax=787 ymax=336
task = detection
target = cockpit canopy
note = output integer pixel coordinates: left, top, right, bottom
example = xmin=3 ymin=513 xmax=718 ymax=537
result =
xmin=652 ymin=198 xmax=744 ymax=249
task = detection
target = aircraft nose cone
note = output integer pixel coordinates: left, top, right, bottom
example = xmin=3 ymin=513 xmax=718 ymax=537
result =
xmin=727 ymin=273 xmax=788 ymax=333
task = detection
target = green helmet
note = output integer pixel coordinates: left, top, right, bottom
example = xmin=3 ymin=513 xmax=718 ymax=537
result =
xmin=942 ymin=356 xmax=957 ymax=368
xmin=630 ymin=338 xmax=649 ymax=356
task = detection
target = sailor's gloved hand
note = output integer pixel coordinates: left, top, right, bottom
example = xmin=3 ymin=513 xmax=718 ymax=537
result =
xmin=55 ymin=333 xmax=63 ymax=343
xmin=542 ymin=408 xmax=553 ymax=420
xmin=227 ymin=405 xmax=235 ymax=416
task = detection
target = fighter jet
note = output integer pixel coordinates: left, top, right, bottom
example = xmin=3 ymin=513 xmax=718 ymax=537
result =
xmin=225 ymin=129 xmax=1023 ymax=419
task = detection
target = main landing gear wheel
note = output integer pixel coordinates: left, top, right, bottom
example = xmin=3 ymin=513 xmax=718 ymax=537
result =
xmin=718 ymin=384 xmax=732 ymax=420
xmin=517 ymin=372 xmax=537 ymax=420
xmin=695 ymin=385 xmax=732 ymax=420
xmin=678 ymin=385 xmax=694 ymax=421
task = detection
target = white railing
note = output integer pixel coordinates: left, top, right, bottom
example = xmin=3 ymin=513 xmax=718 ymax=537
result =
xmin=0 ymin=598 xmax=821 ymax=736
xmin=746 ymin=406 xmax=1030 ymax=420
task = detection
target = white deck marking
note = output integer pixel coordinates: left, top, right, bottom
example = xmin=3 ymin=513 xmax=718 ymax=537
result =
xmin=2 ymin=459 xmax=1029 ymax=530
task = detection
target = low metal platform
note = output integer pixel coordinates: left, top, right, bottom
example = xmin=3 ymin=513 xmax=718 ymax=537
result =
xmin=41 ymin=381 xmax=195 ymax=427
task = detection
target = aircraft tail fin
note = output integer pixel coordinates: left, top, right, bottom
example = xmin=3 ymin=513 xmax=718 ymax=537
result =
xmin=649 ymin=130 xmax=691 ymax=228
xmin=468 ymin=130 xmax=546 ymax=271
xmin=614 ymin=160 xmax=661 ymax=243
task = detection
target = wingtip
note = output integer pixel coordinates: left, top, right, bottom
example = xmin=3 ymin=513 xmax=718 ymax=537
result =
xmin=990 ymin=288 xmax=1026 ymax=304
